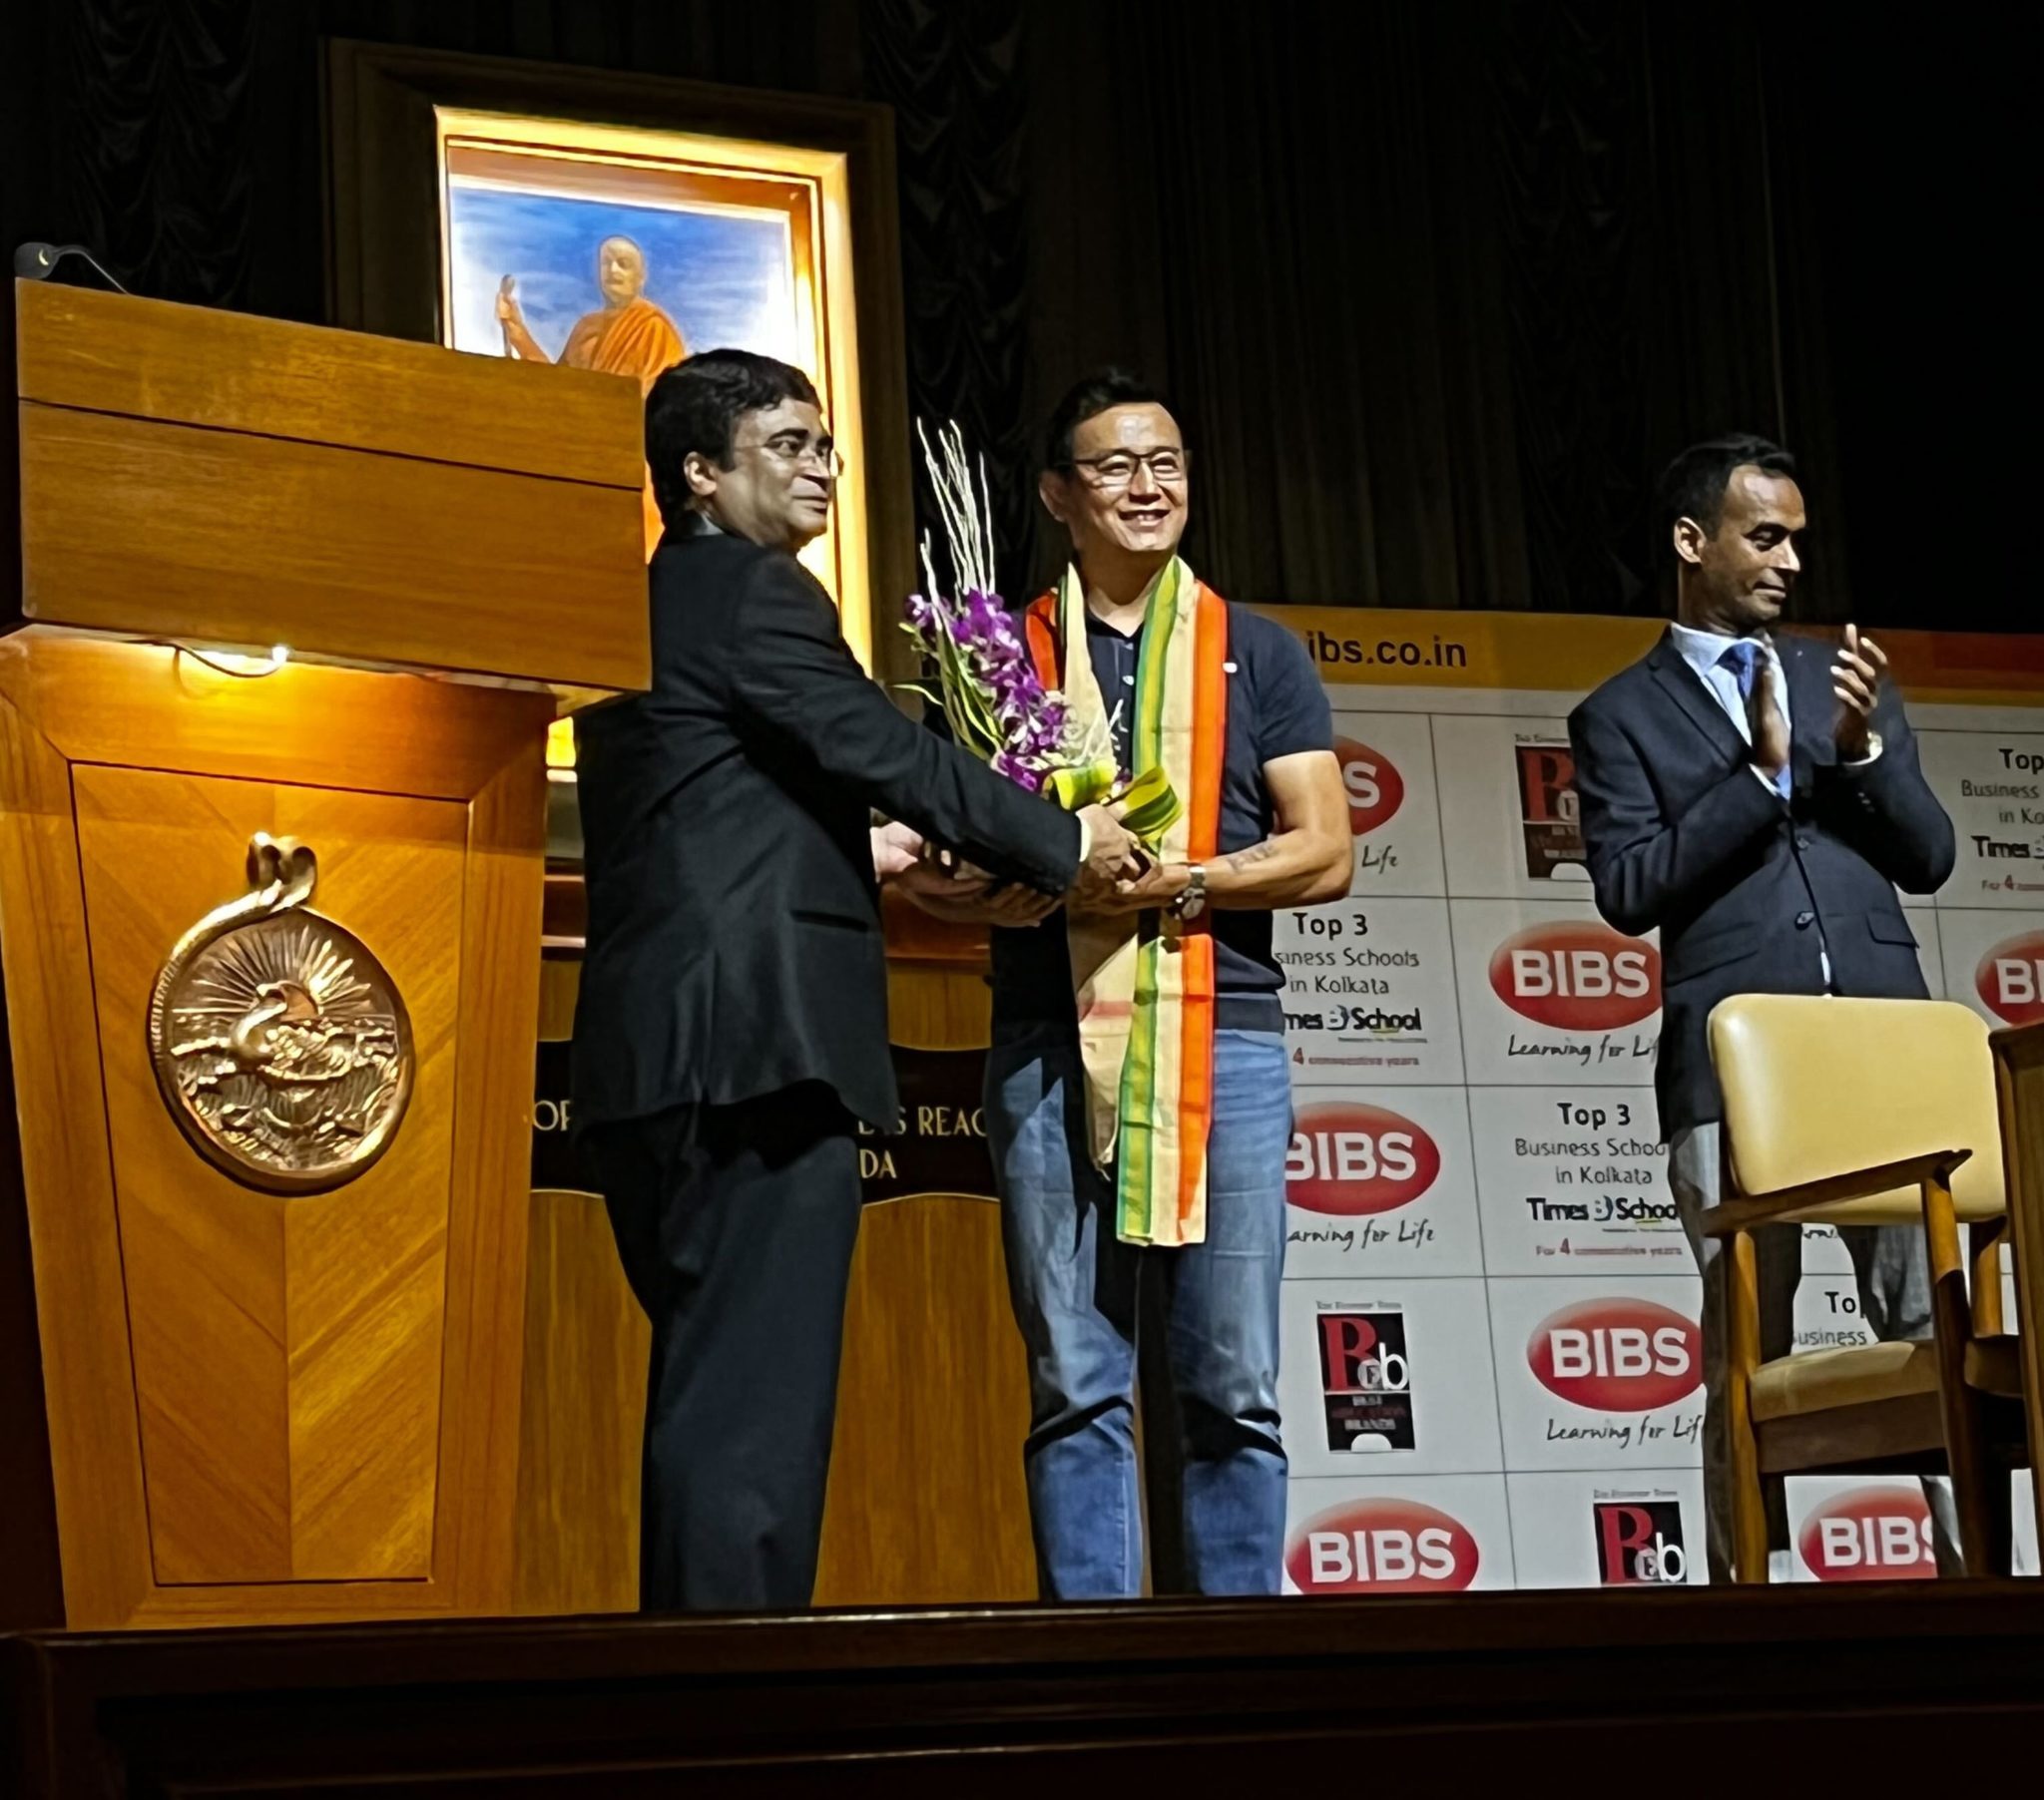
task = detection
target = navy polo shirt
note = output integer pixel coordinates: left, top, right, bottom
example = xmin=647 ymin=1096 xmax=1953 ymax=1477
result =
xmin=989 ymin=600 xmax=1333 ymax=1032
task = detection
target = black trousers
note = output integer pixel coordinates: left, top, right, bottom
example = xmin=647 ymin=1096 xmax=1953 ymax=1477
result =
xmin=584 ymin=1083 xmax=862 ymax=1612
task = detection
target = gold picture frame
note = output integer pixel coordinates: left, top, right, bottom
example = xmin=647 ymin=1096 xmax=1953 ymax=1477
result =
xmin=324 ymin=42 xmax=912 ymax=683
xmin=434 ymin=109 xmax=873 ymax=661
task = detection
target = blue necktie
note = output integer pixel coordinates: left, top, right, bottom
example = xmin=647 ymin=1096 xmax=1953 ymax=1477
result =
xmin=1722 ymin=641 xmax=1790 ymax=797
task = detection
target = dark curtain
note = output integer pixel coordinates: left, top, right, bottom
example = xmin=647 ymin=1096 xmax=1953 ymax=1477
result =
xmin=1020 ymin=2 xmax=1528 ymax=611
xmin=1014 ymin=1 xmax=1855 ymax=618
xmin=0 ymin=0 xmax=2026 ymax=628
xmin=62 ymin=0 xmax=260 ymax=311
xmin=1784 ymin=12 xmax=2028 ymax=635
xmin=862 ymin=1 xmax=1037 ymax=600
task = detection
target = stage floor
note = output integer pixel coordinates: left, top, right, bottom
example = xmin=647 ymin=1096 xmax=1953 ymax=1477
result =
xmin=9 ymin=1583 xmax=2044 ymax=1795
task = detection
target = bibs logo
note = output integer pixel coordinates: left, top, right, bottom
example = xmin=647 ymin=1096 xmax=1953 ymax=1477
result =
xmin=1489 ymin=922 xmax=1660 ymax=1031
xmin=1798 ymin=1488 xmax=1936 ymax=1581
xmin=1528 ymin=1297 xmax=1702 ymax=1411
xmin=1335 ymin=737 xmax=1404 ymax=836
xmin=1976 ymin=931 xmax=2044 ymax=1025
xmin=1286 ymin=1104 xmax=1441 ymax=1216
xmin=1286 ymin=1498 xmax=1480 ymax=1593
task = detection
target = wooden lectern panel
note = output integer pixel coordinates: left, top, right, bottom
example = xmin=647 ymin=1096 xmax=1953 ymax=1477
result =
xmin=23 ymin=406 xmax=642 ymax=690
xmin=812 ymin=960 xmax=1032 ymax=1605
xmin=73 ymin=768 xmax=464 ymax=1585
xmin=512 ymin=953 xmax=1038 ymax=1613
xmin=6 ymin=282 xmax=645 ymax=1628
xmin=16 ymin=280 xmax=643 ymax=490
xmin=813 ymin=1195 xmax=1036 ymax=1606
xmin=13 ymin=278 xmax=649 ymax=693
xmin=0 ymin=634 xmax=552 ymax=1626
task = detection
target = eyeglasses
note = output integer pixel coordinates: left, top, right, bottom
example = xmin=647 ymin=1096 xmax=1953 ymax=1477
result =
xmin=1065 ymin=447 xmax=1189 ymax=492
xmin=741 ymin=429 xmax=846 ymax=479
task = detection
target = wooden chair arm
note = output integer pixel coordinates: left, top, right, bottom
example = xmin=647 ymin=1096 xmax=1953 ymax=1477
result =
xmin=1700 ymin=1148 xmax=1972 ymax=1236
xmin=1990 ymin=1021 xmax=2044 ymax=1074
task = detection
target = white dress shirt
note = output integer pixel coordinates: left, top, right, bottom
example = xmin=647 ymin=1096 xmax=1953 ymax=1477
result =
xmin=1668 ymin=622 xmax=1882 ymax=775
xmin=1668 ymin=621 xmax=1791 ymax=778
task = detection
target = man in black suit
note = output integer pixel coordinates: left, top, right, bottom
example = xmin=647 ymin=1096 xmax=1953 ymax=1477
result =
xmin=1568 ymin=434 xmax=1956 ymax=1581
xmin=572 ymin=349 xmax=1142 ymax=1611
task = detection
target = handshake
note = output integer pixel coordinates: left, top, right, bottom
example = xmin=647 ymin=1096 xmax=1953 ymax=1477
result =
xmin=872 ymin=804 xmax=1154 ymax=928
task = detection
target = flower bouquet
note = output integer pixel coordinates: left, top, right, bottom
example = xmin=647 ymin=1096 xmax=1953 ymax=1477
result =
xmin=902 ymin=420 xmax=1181 ymax=845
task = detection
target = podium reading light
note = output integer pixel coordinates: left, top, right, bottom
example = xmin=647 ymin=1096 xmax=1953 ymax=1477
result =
xmin=13 ymin=240 xmax=131 ymax=294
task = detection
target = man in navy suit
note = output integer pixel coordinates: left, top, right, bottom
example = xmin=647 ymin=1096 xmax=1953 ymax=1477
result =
xmin=1568 ymin=434 xmax=1956 ymax=1580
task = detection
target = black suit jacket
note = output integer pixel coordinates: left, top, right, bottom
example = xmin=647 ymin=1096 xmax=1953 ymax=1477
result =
xmin=1567 ymin=628 xmax=1954 ymax=1138
xmin=571 ymin=520 xmax=1081 ymax=1131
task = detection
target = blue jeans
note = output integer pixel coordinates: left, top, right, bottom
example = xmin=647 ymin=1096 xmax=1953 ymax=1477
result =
xmin=984 ymin=1022 xmax=1291 ymax=1598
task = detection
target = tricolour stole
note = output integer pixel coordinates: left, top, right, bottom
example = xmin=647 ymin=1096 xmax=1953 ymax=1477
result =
xmin=1024 ymin=557 xmax=1228 ymax=1246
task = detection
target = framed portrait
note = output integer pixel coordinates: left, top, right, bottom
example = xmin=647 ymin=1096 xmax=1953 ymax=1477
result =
xmin=437 ymin=111 xmax=873 ymax=657
xmin=325 ymin=43 xmax=911 ymax=681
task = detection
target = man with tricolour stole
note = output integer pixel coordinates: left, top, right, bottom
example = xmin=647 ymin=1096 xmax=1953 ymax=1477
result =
xmin=902 ymin=371 xmax=1351 ymax=1595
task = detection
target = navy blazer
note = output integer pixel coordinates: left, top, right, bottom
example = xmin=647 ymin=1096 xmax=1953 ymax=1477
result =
xmin=1567 ymin=628 xmax=1955 ymax=1138
xmin=571 ymin=519 xmax=1080 ymax=1133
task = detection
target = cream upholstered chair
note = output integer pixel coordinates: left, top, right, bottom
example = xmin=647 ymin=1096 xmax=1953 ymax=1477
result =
xmin=1706 ymin=995 xmax=2021 ymax=1581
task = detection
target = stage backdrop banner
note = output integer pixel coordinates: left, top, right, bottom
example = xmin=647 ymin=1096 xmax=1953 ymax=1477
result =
xmin=1264 ymin=606 xmax=2043 ymax=1594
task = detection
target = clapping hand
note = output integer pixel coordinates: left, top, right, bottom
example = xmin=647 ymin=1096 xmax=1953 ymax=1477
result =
xmin=1747 ymin=644 xmax=1790 ymax=781
xmin=1831 ymin=624 xmax=1886 ymax=760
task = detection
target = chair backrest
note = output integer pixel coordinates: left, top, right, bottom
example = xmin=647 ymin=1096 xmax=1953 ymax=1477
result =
xmin=1710 ymin=995 xmax=2005 ymax=1223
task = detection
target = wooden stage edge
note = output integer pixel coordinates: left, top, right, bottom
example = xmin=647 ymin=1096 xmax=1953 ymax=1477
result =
xmin=9 ymin=1584 xmax=2044 ymax=1794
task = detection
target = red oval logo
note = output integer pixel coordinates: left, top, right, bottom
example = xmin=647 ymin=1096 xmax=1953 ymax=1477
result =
xmin=1489 ymin=922 xmax=1661 ymax=1031
xmin=1336 ymin=737 xmax=1404 ymax=836
xmin=1797 ymin=1487 xmax=1935 ymax=1582
xmin=1284 ymin=1498 xmax=1480 ymax=1593
xmin=1975 ymin=932 xmax=2044 ymax=1026
xmin=1528 ymin=1298 xmax=1702 ymax=1411
xmin=1286 ymin=1104 xmax=1442 ymax=1216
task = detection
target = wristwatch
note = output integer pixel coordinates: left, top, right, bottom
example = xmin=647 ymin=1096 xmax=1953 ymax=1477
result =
xmin=1173 ymin=862 xmax=1209 ymax=921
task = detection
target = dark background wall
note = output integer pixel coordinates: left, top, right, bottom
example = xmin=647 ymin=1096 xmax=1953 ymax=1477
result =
xmin=0 ymin=0 xmax=2028 ymax=628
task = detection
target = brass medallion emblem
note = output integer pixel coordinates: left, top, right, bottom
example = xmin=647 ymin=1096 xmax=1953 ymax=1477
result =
xmin=148 ymin=834 xmax=414 ymax=1194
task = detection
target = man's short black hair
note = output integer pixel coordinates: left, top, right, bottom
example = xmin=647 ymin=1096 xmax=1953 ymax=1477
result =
xmin=1043 ymin=367 xmax=1176 ymax=471
xmin=646 ymin=349 xmax=821 ymax=525
xmin=1655 ymin=433 xmax=1797 ymax=555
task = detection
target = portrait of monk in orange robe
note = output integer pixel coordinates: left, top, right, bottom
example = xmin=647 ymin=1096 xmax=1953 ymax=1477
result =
xmin=497 ymin=234 xmax=686 ymax=554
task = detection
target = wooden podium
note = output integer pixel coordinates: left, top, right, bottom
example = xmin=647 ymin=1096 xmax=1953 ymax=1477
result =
xmin=1 ymin=280 xmax=646 ymax=1628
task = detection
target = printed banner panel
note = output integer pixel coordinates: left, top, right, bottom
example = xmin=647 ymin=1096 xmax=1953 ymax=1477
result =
xmin=1467 ymin=1086 xmax=1680 ymax=1278
xmin=526 ymin=606 xmax=2044 ymax=1597
xmin=1333 ymin=710 xmax=1449 ymax=898
xmin=1256 ymin=603 xmax=2041 ymax=1597
xmin=1916 ymin=728 xmax=2044 ymax=909
xmin=1449 ymin=899 xmax=1660 ymax=1089
xmin=1277 ymin=1277 xmax=1504 ymax=1479
xmin=1284 ymin=1086 xmax=1484 ymax=1277
xmin=1782 ymin=1475 xmax=2041 ymax=1582
xmin=1276 ymin=896 xmax=1464 ymax=1085
xmin=1506 ymin=1470 xmax=1708 ymax=1588
xmin=1485 ymin=1274 xmax=1706 ymax=1474
xmin=1431 ymin=713 xmax=1595 ymax=902
xmin=1282 ymin=1473 xmax=1517 ymax=1595
xmin=1938 ymin=907 xmax=2044 ymax=1030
